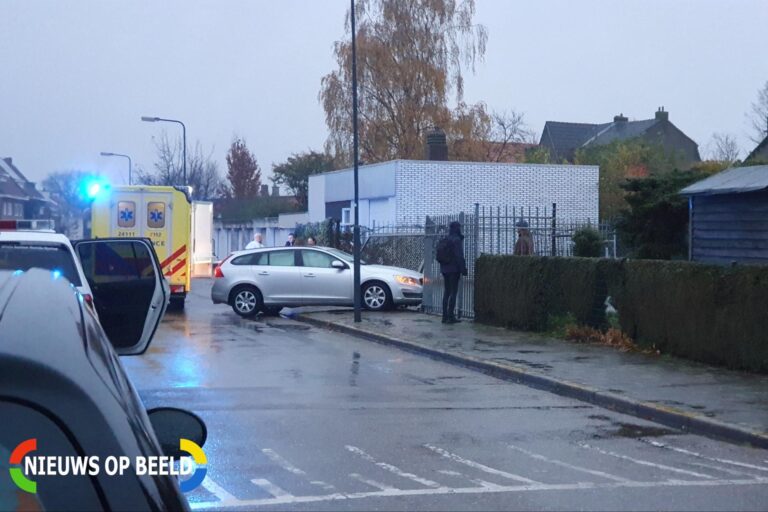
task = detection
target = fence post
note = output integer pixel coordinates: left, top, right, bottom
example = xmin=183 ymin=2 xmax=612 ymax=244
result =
xmin=550 ymin=203 xmax=557 ymax=257
xmin=474 ymin=203 xmax=480 ymax=262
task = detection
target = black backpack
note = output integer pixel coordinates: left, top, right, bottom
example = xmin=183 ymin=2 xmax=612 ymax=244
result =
xmin=435 ymin=237 xmax=454 ymax=264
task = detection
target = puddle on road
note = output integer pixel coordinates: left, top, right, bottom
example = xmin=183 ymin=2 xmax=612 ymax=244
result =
xmin=606 ymin=422 xmax=678 ymax=439
xmin=265 ymin=322 xmax=311 ymax=331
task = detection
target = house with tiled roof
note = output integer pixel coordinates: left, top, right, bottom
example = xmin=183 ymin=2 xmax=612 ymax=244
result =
xmin=0 ymin=157 xmax=53 ymax=220
xmin=540 ymin=108 xmax=701 ymax=167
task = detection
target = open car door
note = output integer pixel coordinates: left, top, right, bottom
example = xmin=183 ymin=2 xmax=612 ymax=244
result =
xmin=73 ymin=238 xmax=169 ymax=355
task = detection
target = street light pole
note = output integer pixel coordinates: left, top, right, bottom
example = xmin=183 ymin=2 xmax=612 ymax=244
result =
xmin=99 ymin=152 xmax=132 ymax=185
xmin=141 ymin=116 xmax=187 ymax=185
xmin=351 ymin=0 xmax=361 ymax=323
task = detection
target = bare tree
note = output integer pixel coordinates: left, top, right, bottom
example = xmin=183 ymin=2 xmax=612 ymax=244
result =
xmin=449 ymin=103 xmax=534 ymax=162
xmin=135 ymin=132 xmax=223 ymax=200
xmin=707 ymin=133 xmax=741 ymax=163
xmin=747 ymin=80 xmax=768 ymax=144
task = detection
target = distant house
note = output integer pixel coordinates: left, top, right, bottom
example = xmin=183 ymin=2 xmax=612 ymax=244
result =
xmin=745 ymin=132 xmax=768 ymax=164
xmin=680 ymin=165 xmax=768 ymax=265
xmin=540 ymin=108 xmax=701 ymax=167
xmin=0 ymin=157 xmax=52 ymax=220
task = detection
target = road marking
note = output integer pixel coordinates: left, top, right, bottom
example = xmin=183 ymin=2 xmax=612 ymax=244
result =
xmin=349 ymin=472 xmax=397 ymax=490
xmin=311 ymin=480 xmax=337 ymax=491
xmin=640 ymin=440 xmax=768 ymax=473
xmin=507 ymin=444 xmax=631 ymax=483
xmin=345 ymin=445 xmax=441 ymax=488
xmin=262 ymin=448 xmax=335 ymax=490
xmin=189 ymin=476 xmax=768 ymax=510
xmin=251 ymin=478 xmax=294 ymax=499
xmin=437 ymin=470 xmax=505 ymax=489
xmin=424 ymin=444 xmax=540 ymax=484
xmin=579 ymin=443 xmax=716 ymax=480
xmin=262 ymin=448 xmax=307 ymax=475
xmin=201 ymin=477 xmax=238 ymax=502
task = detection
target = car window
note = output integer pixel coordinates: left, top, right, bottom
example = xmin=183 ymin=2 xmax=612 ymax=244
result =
xmin=0 ymin=402 xmax=103 ymax=510
xmin=231 ymin=254 xmax=256 ymax=265
xmin=301 ymin=250 xmax=337 ymax=268
xmin=77 ymin=240 xmax=156 ymax=284
xmin=268 ymin=250 xmax=296 ymax=267
xmin=0 ymin=242 xmax=82 ymax=286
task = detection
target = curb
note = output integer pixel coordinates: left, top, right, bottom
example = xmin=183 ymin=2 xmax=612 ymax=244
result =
xmin=295 ymin=313 xmax=768 ymax=450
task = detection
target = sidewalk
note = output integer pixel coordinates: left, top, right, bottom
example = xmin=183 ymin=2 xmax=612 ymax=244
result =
xmin=293 ymin=308 xmax=768 ymax=448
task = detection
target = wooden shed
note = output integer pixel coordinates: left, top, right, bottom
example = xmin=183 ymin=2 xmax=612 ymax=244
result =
xmin=680 ymin=165 xmax=768 ymax=264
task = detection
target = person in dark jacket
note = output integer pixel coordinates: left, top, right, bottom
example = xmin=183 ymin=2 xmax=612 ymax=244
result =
xmin=440 ymin=221 xmax=468 ymax=324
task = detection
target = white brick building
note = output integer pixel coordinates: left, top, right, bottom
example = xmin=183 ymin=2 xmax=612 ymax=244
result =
xmin=308 ymin=160 xmax=599 ymax=227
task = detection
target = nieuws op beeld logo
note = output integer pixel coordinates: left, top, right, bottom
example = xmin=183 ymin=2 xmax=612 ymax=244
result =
xmin=8 ymin=438 xmax=207 ymax=493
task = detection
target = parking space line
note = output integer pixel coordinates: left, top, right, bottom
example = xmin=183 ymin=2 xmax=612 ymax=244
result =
xmin=261 ymin=448 xmax=307 ymax=475
xmin=201 ymin=477 xmax=238 ymax=502
xmin=345 ymin=445 xmax=442 ymax=488
xmin=578 ymin=443 xmax=716 ymax=480
xmin=189 ymin=476 xmax=768 ymax=510
xmin=251 ymin=478 xmax=294 ymax=498
xmin=349 ymin=472 xmax=397 ymax=490
xmin=507 ymin=444 xmax=631 ymax=483
xmin=639 ymin=440 xmax=768 ymax=473
xmin=424 ymin=444 xmax=540 ymax=484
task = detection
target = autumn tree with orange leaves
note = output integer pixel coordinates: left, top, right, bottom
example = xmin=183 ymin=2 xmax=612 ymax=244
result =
xmin=320 ymin=0 xmax=531 ymax=165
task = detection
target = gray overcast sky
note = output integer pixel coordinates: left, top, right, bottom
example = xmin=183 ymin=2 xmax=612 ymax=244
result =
xmin=2 ymin=0 xmax=767 ymax=186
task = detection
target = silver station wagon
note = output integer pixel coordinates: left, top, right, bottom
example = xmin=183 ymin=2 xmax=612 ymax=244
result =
xmin=211 ymin=246 xmax=423 ymax=316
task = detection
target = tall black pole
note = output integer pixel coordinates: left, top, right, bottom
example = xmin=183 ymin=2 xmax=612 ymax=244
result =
xmin=351 ymin=0 xmax=361 ymax=323
xmin=181 ymin=121 xmax=187 ymax=186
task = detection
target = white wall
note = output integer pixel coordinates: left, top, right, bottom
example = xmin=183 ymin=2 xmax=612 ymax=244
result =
xmin=322 ymin=161 xmax=397 ymax=203
xmin=394 ymin=161 xmax=599 ymax=225
xmin=308 ymin=174 xmax=325 ymax=222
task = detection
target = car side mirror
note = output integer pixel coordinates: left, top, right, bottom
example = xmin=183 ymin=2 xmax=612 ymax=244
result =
xmin=147 ymin=407 xmax=207 ymax=458
xmin=73 ymin=238 xmax=168 ymax=355
xmin=331 ymin=260 xmax=346 ymax=270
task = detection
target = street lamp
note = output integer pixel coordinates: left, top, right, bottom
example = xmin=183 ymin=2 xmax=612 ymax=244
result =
xmin=351 ymin=0 xmax=362 ymax=323
xmin=99 ymin=151 xmax=132 ymax=185
xmin=141 ymin=115 xmax=187 ymax=185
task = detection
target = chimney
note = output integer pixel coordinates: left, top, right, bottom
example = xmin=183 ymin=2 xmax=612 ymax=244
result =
xmin=271 ymin=185 xmax=279 ymax=197
xmin=655 ymin=106 xmax=669 ymax=121
xmin=424 ymin=126 xmax=448 ymax=161
xmin=260 ymin=184 xmax=269 ymax=197
xmin=613 ymin=113 xmax=628 ymax=123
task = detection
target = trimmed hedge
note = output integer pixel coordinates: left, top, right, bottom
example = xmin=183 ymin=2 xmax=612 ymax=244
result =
xmin=475 ymin=255 xmax=768 ymax=372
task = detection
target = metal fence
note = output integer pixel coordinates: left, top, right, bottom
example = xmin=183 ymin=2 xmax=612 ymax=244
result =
xmin=359 ymin=205 xmax=616 ymax=320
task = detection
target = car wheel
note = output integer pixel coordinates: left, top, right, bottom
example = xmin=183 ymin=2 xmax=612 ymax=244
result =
xmin=262 ymin=305 xmax=283 ymax=316
xmin=362 ymin=281 xmax=392 ymax=311
xmin=230 ymin=285 xmax=262 ymax=317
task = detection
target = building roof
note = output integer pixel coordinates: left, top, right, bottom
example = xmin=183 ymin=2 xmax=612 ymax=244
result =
xmin=540 ymin=109 xmax=694 ymax=161
xmin=745 ymin=134 xmax=768 ymax=162
xmin=540 ymin=121 xmax=611 ymax=159
xmin=680 ymin=165 xmax=768 ymax=196
xmin=0 ymin=157 xmax=45 ymax=201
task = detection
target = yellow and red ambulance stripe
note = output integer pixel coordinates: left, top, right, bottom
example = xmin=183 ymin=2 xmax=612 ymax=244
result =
xmin=160 ymin=245 xmax=187 ymax=278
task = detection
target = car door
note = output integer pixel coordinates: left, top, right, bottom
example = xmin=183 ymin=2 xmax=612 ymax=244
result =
xmin=73 ymin=238 xmax=168 ymax=355
xmin=299 ymin=249 xmax=353 ymax=304
xmin=253 ymin=249 xmax=304 ymax=304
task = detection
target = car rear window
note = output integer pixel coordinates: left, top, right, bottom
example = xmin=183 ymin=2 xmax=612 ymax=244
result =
xmin=0 ymin=242 xmax=82 ymax=286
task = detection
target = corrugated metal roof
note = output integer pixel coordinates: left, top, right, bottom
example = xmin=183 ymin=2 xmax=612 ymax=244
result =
xmin=680 ymin=165 xmax=768 ymax=195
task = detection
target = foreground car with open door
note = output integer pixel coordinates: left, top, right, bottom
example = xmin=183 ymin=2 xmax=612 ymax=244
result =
xmin=0 ymin=238 xmax=206 ymax=511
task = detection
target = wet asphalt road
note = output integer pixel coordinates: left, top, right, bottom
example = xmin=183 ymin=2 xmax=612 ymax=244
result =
xmin=122 ymin=281 xmax=768 ymax=511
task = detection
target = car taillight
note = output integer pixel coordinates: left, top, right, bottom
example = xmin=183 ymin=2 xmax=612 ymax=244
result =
xmin=214 ymin=254 xmax=233 ymax=278
xmin=83 ymin=293 xmax=94 ymax=309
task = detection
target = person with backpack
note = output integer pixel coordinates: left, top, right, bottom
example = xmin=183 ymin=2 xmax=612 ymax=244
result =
xmin=436 ymin=221 xmax=468 ymax=324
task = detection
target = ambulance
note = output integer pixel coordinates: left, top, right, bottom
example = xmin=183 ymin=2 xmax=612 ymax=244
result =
xmin=91 ymin=185 xmax=192 ymax=308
